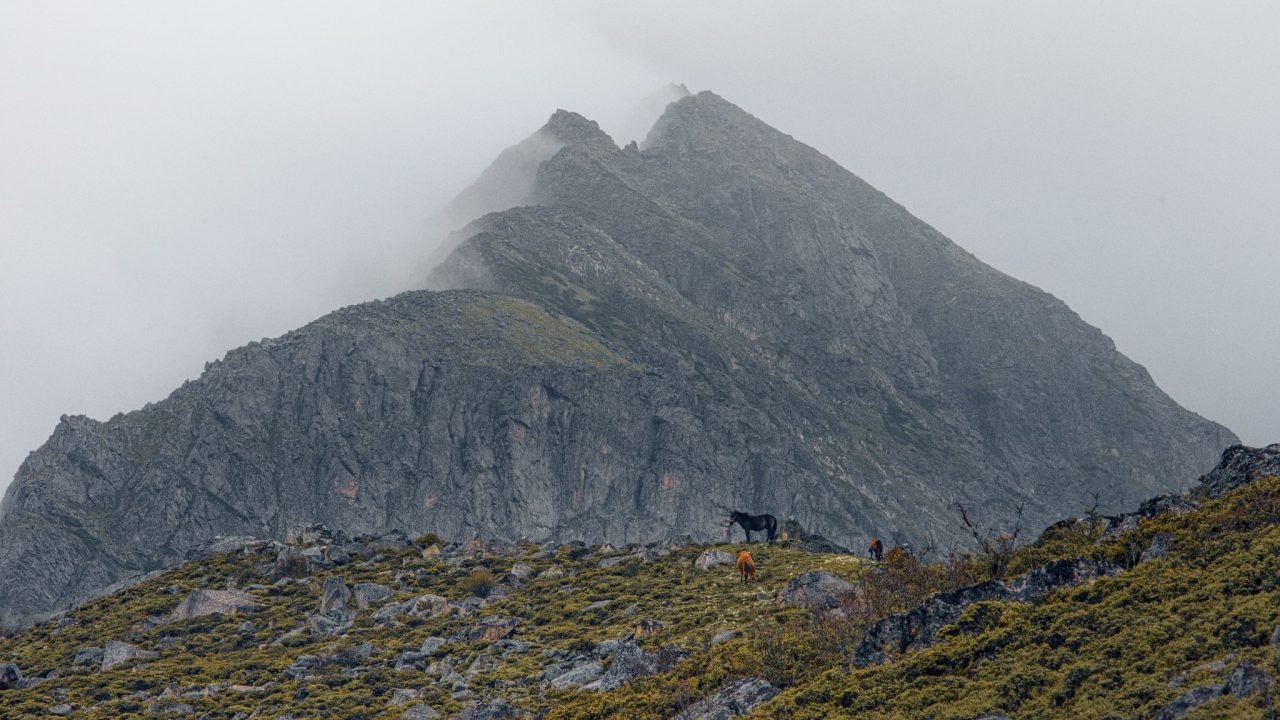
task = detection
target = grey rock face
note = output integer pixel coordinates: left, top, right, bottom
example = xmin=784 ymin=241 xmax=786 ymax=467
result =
xmin=672 ymin=677 xmax=780 ymax=720
xmin=853 ymin=559 xmax=1119 ymax=666
xmin=0 ymin=90 xmax=1236 ymax=626
xmin=776 ymin=571 xmax=857 ymax=613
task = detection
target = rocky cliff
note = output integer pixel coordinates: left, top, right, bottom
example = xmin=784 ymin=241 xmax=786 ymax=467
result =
xmin=0 ymin=90 xmax=1235 ymax=626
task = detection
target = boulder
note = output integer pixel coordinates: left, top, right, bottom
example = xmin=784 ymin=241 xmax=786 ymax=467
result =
xmin=632 ymin=619 xmax=665 ymax=639
xmin=390 ymin=688 xmax=421 ymax=706
xmin=548 ymin=660 xmax=604 ymax=689
xmin=170 ymin=589 xmax=261 ymax=620
xmin=324 ymin=545 xmax=352 ymax=565
xmin=353 ymin=583 xmax=393 ymax=609
xmin=272 ymin=548 xmax=311 ymax=579
xmin=319 ymin=577 xmax=351 ymax=615
xmin=282 ymin=655 xmax=324 ymax=680
xmin=184 ymin=536 xmax=263 ymax=561
xmin=467 ymin=618 xmax=517 ymax=643
xmin=586 ymin=642 xmax=686 ymax=691
xmin=779 ymin=520 xmax=853 ymax=554
xmin=538 ymin=565 xmax=566 ymax=579
xmin=0 ymin=663 xmax=22 ymax=690
xmin=449 ymin=702 xmax=530 ymax=719
xmin=402 ymin=705 xmax=441 ymax=720
xmin=1225 ymin=660 xmax=1273 ymax=698
xmin=72 ymin=647 xmax=104 ymax=667
xmin=1153 ymin=685 xmax=1223 ymax=720
xmin=776 ymin=571 xmax=856 ymax=613
xmin=672 ymin=677 xmax=779 ymax=719
xmin=421 ymin=636 xmax=447 ymax=654
xmin=709 ymin=630 xmax=738 ymax=646
xmin=48 ymin=704 xmax=74 ymax=716
xmin=102 ymin=640 xmax=157 ymax=670
xmin=331 ymin=642 xmax=374 ymax=666
xmin=308 ymin=612 xmax=353 ymax=636
xmin=509 ymin=562 xmax=534 ymax=578
xmin=285 ymin=523 xmax=343 ymax=546
xmin=695 ymin=550 xmax=734 ymax=570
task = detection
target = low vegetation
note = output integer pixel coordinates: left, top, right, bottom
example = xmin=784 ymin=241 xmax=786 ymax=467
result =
xmin=2 ymin=476 xmax=1277 ymax=719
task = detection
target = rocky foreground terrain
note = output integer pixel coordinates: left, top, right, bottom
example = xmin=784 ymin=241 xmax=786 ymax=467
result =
xmin=1 ymin=444 xmax=1276 ymax=719
xmin=0 ymin=89 xmax=1236 ymax=628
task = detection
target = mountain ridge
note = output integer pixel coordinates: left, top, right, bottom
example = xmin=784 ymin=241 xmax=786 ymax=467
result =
xmin=0 ymin=89 xmax=1235 ymax=627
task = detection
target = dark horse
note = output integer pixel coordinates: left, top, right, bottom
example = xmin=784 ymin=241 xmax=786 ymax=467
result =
xmin=728 ymin=511 xmax=777 ymax=543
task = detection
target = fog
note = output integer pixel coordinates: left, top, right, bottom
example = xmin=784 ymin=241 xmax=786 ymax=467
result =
xmin=2 ymin=2 xmax=1277 ymax=494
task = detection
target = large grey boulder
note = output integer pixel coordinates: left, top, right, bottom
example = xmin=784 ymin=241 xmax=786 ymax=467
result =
xmin=72 ymin=647 xmax=104 ymax=667
xmin=401 ymin=705 xmax=440 ymax=720
xmin=694 ymin=550 xmax=735 ymax=570
xmin=353 ymin=583 xmax=392 ymax=609
xmin=319 ymin=577 xmax=351 ymax=615
xmin=0 ymin=663 xmax=22 ymax=690
xmin=170 ymin=589 xmax=260 ymax=620
xmin=547 ymin=660 xmax=604 ymax=689
xmin=776 ymin=571 xmax=857 ymax=613
xmin=102 ymin=640 xmax=157 ymax=670
xmin=673 ymin=677 xmax=779 ymax=719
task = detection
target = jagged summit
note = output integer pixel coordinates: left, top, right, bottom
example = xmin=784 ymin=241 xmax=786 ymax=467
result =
xmin=541 ymin=109 xmax=615 ymax=148
xmin=0 ymin=89 xmax=1235 ymax=627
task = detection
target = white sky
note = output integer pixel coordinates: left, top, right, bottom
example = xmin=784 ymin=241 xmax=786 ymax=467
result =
xmin=1 ymin=2 xmax=1277 ymax=494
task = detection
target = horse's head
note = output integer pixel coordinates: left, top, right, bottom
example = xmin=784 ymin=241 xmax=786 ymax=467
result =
xmin=727 ymin=510 xmax=748 ymax=526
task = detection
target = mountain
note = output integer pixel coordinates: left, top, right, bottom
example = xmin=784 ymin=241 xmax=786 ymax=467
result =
xmin=0 ymin=444 xmax=1275 ymax=719
xmin=0 ymin=90 xmax=1235 ymax=628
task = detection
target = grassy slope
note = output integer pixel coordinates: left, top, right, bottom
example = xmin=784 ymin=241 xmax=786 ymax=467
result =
xmin=2 ymin=477 xmax=1277 ymax=719
xmin=0 ymin=539 xmax=862 ymax=719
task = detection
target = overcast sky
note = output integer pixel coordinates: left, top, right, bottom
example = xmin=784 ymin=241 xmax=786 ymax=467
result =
xmin=2 ymin=2 xmax=1276 ymax=494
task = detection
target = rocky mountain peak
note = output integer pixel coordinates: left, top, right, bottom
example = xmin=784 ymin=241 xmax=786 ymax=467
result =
xmin=0 ymin=88 xmax=1237 ymax=629
xmin=541 ymin=109 xmax=616 ymax=149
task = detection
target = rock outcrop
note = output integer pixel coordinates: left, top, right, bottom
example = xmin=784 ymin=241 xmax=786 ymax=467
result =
xmin=853 ymin=558 xmax=1119 ymax=666
xmin=0 ymin=90 xmax=1235 ymax=626
xmin=672 ymin=677 xmax=779 ymax=719
xmin=1153 ymin=660 xmax=1275 ymax=720
xmin=1193 ymin=443 xmax=1280 ymax=499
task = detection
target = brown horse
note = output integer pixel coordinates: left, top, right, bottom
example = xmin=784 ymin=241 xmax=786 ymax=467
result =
xmin=868 ymin=538 xmax=883 ymax=562
xmin=737 ymin=551 xmax=756 ymax=582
